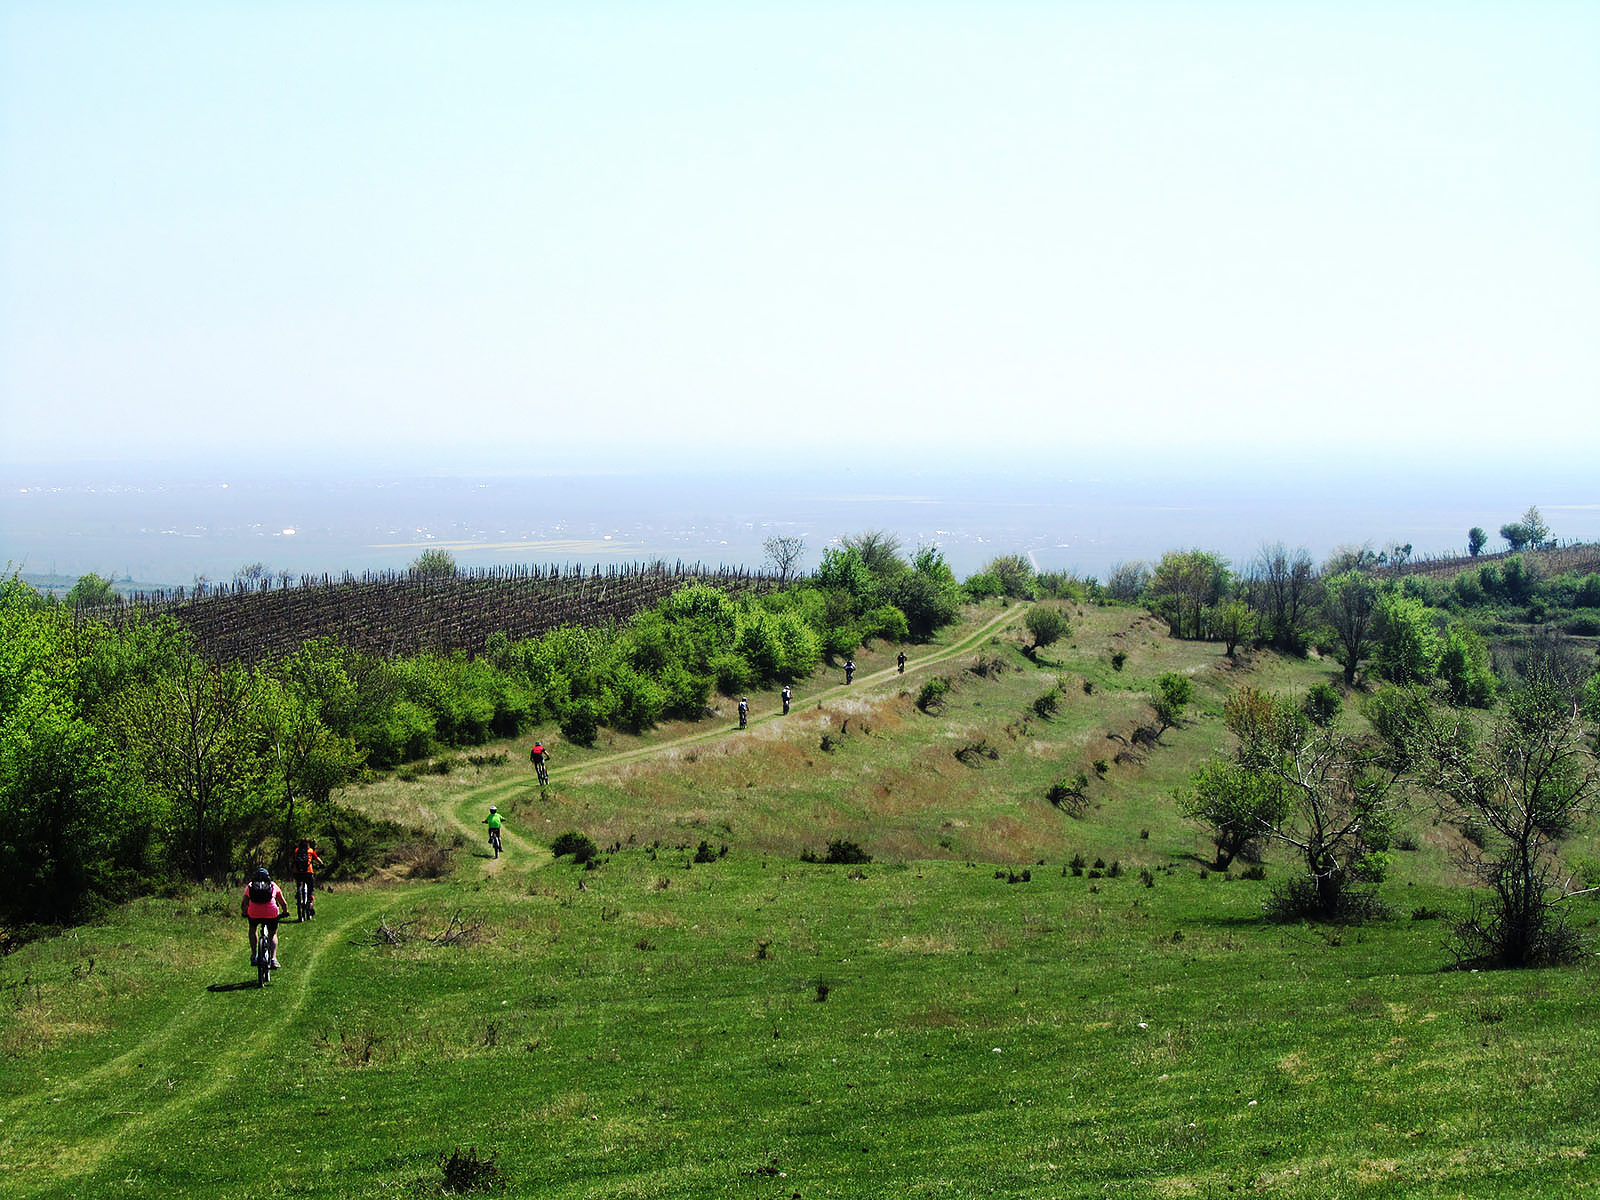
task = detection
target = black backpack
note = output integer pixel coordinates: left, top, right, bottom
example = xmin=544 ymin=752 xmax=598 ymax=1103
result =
xmin=248 ymin=878 xmax=274 ymax=904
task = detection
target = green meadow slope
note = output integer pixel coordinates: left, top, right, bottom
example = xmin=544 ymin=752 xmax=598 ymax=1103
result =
xmin=3 ymin=602 xmax=1598 ymax=1199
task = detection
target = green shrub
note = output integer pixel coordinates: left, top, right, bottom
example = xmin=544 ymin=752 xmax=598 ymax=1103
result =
xmin=1111 ymin=650 xmax=1127 ymax=671
xmin=1032 ymin=688 xmax=1061 ymax=718
xmin=801 ymin=839 xmax=871 ymax=865
xmin=559 ymin=700 xmax=600 ymax=747
xmin=1047 ymin=772 xmax=1091 ymax=813
xmin=1302 ymin=682 xmax=1342 ymax=727
xmin=438 ymin=1146 xmax=504 ymax=1194
xmin=550 ymin=831 xmax=599 ymax=863
xmin=708 ymin=650 xmax=755 ymax=696
xmin=916 ymin=676 xmax=951 ymax=713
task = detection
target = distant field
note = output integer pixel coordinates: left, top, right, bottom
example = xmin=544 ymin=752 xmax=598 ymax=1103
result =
xmin=4 ymin=602 xmax=1598 ymax=1198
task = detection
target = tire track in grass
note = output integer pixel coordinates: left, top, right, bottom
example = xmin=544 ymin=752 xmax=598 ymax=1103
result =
xmin=7 ymin=887 xmax=410 ymax=1189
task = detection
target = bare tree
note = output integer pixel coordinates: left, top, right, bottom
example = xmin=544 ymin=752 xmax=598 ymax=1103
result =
xmin=1223 ymin=687 xmax=1406 ymax=920
xmin=761 ymin=535 xmax=806 ymax=584
xmin=1394 ymin=672 xmax=1600 ymax=966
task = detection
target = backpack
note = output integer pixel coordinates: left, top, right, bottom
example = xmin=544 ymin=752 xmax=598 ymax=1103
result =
xmin=248 ymin=878 xmax=274 ymax=905
xmin=292 ymin=844 xmax=309 ymax=872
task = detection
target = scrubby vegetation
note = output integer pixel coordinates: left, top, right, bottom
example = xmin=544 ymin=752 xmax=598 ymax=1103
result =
xmin=0 ymin=535 xmax=966 ymax=928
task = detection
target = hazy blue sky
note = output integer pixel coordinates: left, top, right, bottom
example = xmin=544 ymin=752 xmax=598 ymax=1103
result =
xmin=3 ymin=2 xmax=1597 ymax=471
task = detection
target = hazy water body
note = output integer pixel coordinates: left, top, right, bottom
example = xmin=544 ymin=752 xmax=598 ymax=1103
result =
xmin=3 ymin=457 xmax=1597 ymax=592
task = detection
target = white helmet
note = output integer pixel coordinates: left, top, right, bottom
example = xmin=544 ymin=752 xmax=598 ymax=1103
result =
xmin=489 ymin=805 xmax=497 ymax=812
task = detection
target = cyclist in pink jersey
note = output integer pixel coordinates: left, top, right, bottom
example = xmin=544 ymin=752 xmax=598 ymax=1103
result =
xmin=241 ymin=867 xmax=289 ymax=969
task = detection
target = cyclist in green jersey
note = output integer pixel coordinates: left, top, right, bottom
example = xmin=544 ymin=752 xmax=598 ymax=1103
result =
xmin=484 ymin=805 xmax=504 ymax=857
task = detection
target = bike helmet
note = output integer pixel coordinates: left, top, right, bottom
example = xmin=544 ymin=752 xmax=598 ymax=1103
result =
xmin=489 ymin=805 xmax=498 ymax=813
xmin=255 ymin=867 xmax=271 ymax=881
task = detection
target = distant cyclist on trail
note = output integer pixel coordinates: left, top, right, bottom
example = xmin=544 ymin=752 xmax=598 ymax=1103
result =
xmin=897 ymin=650 xmax=906 ymax=674
xmin=242 ymin=867 xmax=288 ymax=970
xmin=844 ymin=659 xmax=855 ymax=685
xmin=738 ymin=697 xmax=749 ymax=729
xmin=530 ymin=740 xmax=551 ymax=786
xmin=291 ymin=838 xmax=324 ymax=920
xmin=781 ymin=685 xmax=791 ymax=715
xmin=484 ymin=805 xmax=504 ymax=858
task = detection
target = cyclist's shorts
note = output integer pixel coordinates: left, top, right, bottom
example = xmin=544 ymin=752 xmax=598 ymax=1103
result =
xmin=250 ymin=916 xmax=281 ymax=935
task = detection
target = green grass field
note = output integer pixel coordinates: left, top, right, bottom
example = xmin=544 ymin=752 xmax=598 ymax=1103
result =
xmin=4 ymin=602 xmax=1598 ymax=1198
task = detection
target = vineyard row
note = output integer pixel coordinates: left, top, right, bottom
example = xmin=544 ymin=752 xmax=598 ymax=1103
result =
xmin=84 ymin=561 xmax=781 ymax=665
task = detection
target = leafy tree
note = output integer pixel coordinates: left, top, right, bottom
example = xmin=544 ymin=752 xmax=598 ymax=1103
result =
xmin=842 ymin=530 xmax=906 ymax=581
xmin=1147 ymin=551 xmax=1229 ymax=640
xmin=256 ymin=639 xmax=364 ymax=837
xmin=1179 ymin=760 xmax=1287 ymax=869
xmin=1104 ymin=561 xmax=1149 ymax=603
xmin=410 ymin=548 xmax=457 ymax=577
xmin=1208 ymin=598 xmax=1255 ymax=657
xmin=64 ymin=572 xmax=116 ymax=608
xmin=1322 ymin=571 xmax=1381 ymax=685
xmin=1301 ymin=682 xmax=1342 ymax=727
xmin=1245 ymin=544 xmax=1316 ymax=653
xmin=1520 ymin=505 xmax=1551 ymax=549
xmin=979 ymin=554 xmax=1036 ymax=600
xmin=0 ymin=581 xmax=156 ymax=921
xmin=1220 ymin=687 xmax=1405 ymax=921
xmin=1499 ymin=522 xmax=1530 ymax=553
xmin=1022 ymin=604 xmax=1069 ymax=658
xmin=814 ymin=546 xmax=877 ymax=609
xmin=1151 ymin=672 xmax=1193 ymax=734
xmin=761 ymin=535 xmax=806 ymax=584
xmin=1372 ymin=592 xmax=1440 ymax=685
xmin=887 ymin=547 xmax=963 ymax=640
xmin=862 ymin=603 xmax=910 ymax=645
xmin=1322 ymin=543 xmax=1380 ymax=575
xmin=1436 ymin=628 xmax=1495 ymax=708
xmin=109 ymin=650 xmax=269 ymax=880
xmin=1467 ymin=527 xmax=1488 ymax=557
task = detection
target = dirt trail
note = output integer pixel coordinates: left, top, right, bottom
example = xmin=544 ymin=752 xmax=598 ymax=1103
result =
xmin=0 ymin=605 xmax=1027 ymax=1191
xmin=549 ymin=601 xmax=1024 ymax=778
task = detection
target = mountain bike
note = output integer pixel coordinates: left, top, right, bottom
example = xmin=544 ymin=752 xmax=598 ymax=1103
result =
xmin=489 ymin=827 xmax=502 ymax=858
xmin=295 ymin=877 xmax=313 ymax=922
xmin=252 ymin=922 xmax=277 ymax=987
xmin=534 ymin=757 xmax=549 ymax=788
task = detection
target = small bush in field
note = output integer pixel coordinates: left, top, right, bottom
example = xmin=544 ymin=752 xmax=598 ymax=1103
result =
xmin=955 ymin=740 xmax=999 ymax=766
xmin=823 ymin=839 xmax=871 ymax=865
xmin=1047 ymin=772 xmax=1091 ymax=813
xmin=438 ymin=1146 xmax=504 ymax=1194
xmin=917 ymin=676 xmax=952 ymax=713
xmin=1111 ymin=650 xmax=1127 ymax=671
xmin=550 ymin=831 xmax=598 ymax=863
xmin=1032 ymin=688 xmax=1062 ymax=718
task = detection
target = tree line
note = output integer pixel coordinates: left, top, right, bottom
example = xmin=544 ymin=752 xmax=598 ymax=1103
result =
xmin=0 ymin=533 xmax=964 ymax=929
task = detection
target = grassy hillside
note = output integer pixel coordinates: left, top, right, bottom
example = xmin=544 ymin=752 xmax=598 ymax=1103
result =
xmin=3 ymin=602 xmax=1598 ymax=1198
